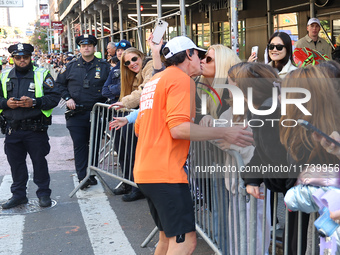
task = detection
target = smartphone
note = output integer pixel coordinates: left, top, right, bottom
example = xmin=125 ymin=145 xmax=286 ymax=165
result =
xmin=297 ymin=119 xmax=340 ymax=147
xmin=13 ymin=97 xmax=21 ymax=101
xmin=251 ymin=46 xmax=258 ymax=62
xmin=152 ymin=20 xmax=168 ymax=44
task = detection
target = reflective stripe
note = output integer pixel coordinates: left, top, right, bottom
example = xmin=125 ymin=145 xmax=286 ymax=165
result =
xmin=33 ymin=66 xmax=52 ymax=117
xmin=0 ymin=67 xmax=53 ymax=117
xmin=0 ymin=68 xmax=12 ymax=114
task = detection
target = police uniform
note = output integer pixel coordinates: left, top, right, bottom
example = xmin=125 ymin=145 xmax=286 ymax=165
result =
xmin=56 ymin=35 xmax=110 ymax=185
xmin=102 ymin=39 xmax=132 ymax=103
xmin=0 ymin=43 xmax=60 ymax=209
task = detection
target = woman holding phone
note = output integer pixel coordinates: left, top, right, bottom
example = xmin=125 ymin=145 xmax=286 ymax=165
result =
xmin=110 ymin=47 xmax=153 ymax=202
xmin=267 ymin=32 xmax=297 ymax=78
xmin=248 ymin=32 xmax=297 ymax=78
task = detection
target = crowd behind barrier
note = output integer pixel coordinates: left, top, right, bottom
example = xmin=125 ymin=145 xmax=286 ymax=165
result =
xmin=69 ymin=103 xmax=323 ymax=255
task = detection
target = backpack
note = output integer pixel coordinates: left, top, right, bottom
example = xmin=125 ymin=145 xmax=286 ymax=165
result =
xmin=293 ymin=47 xmax=329 ymax=68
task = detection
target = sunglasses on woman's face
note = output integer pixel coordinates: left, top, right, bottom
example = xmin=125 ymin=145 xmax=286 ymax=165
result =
xmin=205 ymin=56 xmax=214 ymax=64
xmin=14 ymin=55 xmax=31 ymax=61
xmin=124 ymin=56 xmax=138 ymax=66
xmin=267 ymin=44 xmax=285 ymax=51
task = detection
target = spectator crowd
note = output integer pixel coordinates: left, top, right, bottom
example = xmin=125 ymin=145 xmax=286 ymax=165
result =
xmin=1 ymin=16 xmax=340 ymax=255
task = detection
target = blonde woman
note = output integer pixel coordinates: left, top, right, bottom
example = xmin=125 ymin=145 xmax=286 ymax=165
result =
xmin=197 ymin=44 xmax=241 ymax=126
xmin=110 ymin=47 xmax=153 ymax=202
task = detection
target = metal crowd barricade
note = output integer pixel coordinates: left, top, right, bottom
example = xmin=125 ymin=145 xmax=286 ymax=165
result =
xmin=67 ymin=103 xmax=319 ymax=254
xmin=189 ymin=140 xmax=319 ymax=255
xmin=188 ymin=140 xmax=252 ymax=255
xmin=69 ymin=103 xmax=138 ymax=198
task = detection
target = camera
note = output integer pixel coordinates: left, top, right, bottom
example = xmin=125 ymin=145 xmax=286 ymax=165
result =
xmin=314 ymin=207 xmax=339 ymax=237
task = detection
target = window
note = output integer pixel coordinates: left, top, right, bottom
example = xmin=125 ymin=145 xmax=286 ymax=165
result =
xmin=273 ymin=13 xmax=299 ymax=49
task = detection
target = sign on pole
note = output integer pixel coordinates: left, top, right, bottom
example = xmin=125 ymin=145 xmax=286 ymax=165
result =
xmin=0 ymin=0 xmax=23 ymax=7
xmin=40 ymin=4 xmax=49 ymax=27
xmin=51 ymin=21 xmax=64 ymax=34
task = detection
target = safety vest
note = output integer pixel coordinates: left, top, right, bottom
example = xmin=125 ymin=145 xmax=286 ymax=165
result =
xmin=0 ymin=66 xmax=53 ymax=117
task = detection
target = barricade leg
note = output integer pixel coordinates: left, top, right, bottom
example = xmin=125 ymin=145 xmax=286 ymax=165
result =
xmin=69 ymin=168 xmax=92 ymax=198
xmin=140 ymin=226 xmax=159 ymax=248
xmin=94 ymin=170 xmax=114 ymax=196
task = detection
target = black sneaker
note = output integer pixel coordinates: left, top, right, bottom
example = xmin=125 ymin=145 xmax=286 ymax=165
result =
xmin=39 ymin=196 xmax=52 ymax=207
xmin=113 ymin=183 xmax=132 ymax=195
xmin=88 ymin=175 xmax=98 ymax=185
xmin=122 ymin=190 xmax=145 ymax=202
xmin=2 ymin=197 xmax=28 ymax=209
xmin=79 ymin=179 xmax=91 ymax=190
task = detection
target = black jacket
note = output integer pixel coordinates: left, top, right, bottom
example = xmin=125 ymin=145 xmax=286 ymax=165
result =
xmin=241 ymin=98 xmax=297 ymax=193
xmin=0 ymin=66 xmax=60 ymax=121
xmin=56 ymin=56 xmax=110 ymax=109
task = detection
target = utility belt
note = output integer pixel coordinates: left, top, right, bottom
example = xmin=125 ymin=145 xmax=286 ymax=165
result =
xmin=6 ymin=115 xmax=52 ymax=133
xmin=65 ymin=105 xmax=91 ymax=120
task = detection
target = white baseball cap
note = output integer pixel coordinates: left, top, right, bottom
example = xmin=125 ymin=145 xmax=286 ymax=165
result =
xmin=307 ymin=18 xmax=321 ymax=26
xmin=163 ymin=36 xmax=206 ymax=59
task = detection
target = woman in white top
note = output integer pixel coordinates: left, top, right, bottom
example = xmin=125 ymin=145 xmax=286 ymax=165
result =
xmin=267 ymin=31 xmax=297 ymax=78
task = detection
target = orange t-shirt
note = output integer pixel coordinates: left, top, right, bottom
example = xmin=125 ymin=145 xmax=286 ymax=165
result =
xmin=134 ymin=66 xmax=195 ymax=184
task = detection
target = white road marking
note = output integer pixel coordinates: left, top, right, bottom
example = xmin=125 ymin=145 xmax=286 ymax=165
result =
xmin=51 ymin=114 xmax=66 ymax=125
xmin=0 ymin=175 xmax=25 ymax=255
xmin=72 ymin=176 xmax=136 ymax=255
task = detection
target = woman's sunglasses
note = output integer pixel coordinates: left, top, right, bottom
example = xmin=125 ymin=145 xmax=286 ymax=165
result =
xmin=205 ymin=56 xmax=214 ymax=64
xmin=267 ymin=44 xmax=285 ymax=51
xmin=14 ymin=55 xmax=31 ymax=61
xmin=124 ymin=56 xmax=138 ymax=66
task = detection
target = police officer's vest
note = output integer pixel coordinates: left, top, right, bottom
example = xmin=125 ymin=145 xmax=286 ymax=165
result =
xmin=0 ymin=66 xmax=53 ymax=117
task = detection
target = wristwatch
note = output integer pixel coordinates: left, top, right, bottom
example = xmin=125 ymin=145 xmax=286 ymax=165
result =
xmin=32 ymin=98 xmax=37 ymax=107
xmin=65 ymin=97 xmax=71 ymax=101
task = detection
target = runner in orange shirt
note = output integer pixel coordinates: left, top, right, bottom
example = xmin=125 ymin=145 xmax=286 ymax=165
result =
xmin=134 ymin=36 xmax=254 ymax=255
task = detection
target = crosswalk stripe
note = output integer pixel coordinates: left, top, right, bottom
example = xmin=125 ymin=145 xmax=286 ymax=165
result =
xmin=72 ymin=176 xmax=136 ymax=255
xmin=0 ymin=175 xmax=12 ymax=198
xmin=0 ymin=175 xmax=25 ymax=255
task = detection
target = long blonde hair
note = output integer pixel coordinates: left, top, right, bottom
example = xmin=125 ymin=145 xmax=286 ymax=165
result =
xmin=279 ymin=66 xmax=340 ymax=164
xmin=197 ymin=45 xmax=241 ymax=119
xmin=119 ymin=47 xmax=145 ymax=101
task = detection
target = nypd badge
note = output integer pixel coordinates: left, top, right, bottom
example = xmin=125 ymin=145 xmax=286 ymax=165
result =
xmin=60 ymin=65 xmax=67 ymax=74
xmin=95 ymin=67 xmax=101 ymax=79
xmin=44 ymin=77 xmax=54 ymax=88
xmin=18 ymin=43 xmax=24 ymax=51
xmin=28 ymin=82 xmax=35 ymax=92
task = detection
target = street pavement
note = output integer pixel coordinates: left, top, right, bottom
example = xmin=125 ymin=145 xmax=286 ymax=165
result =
xmin=0 ymin=107 xmax=215 ymax=255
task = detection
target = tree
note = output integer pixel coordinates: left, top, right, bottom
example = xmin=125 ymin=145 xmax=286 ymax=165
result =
xmin=30 ymin=22 xmax=48 ymax=53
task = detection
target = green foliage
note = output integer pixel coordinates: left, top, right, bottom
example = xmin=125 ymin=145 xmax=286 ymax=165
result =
xmin=30 ymin=24 xmax=48 ymax=53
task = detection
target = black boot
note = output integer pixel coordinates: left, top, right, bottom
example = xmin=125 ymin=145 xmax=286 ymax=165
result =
xmin=122 ymin=189 xmax=145 ymax=202
xmin=113 ymin=183 xmax=132 ymax=195
xmin=2 ymin=197 xmax=28 ymax=209
xmin=39 ymin=196 xmax=52 ymax=207
xmin=88 ymin=175 xmax=98 ymax=185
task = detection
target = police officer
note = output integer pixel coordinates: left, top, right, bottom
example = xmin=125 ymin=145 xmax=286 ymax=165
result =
xmin=56 ymin=34 xmax=110 ymax=189
xmin=0 ymin=43 xmax=60 ymax=209
xmin=102 ymin=39 xmax=131 ymax=103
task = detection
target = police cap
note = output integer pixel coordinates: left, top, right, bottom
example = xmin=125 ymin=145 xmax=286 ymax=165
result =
xmin=76 ymin=34 xmax=97 ymax=46
xmin=8 ymin=43 xmax=34 ymax=56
